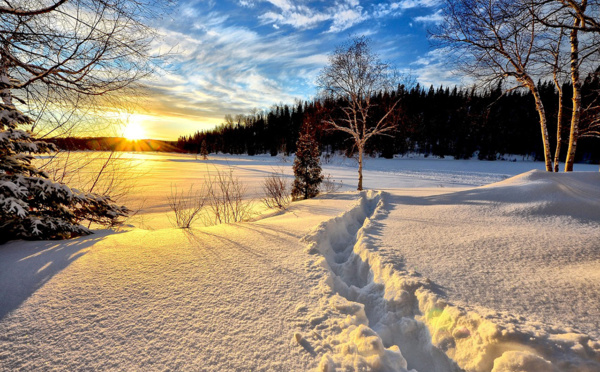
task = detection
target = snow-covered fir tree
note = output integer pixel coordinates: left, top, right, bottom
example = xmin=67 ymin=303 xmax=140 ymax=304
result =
xmin=0 ymin=102 xmax=129 ymax=243
xmin=291 ymin=125 xmax=323 ymax=200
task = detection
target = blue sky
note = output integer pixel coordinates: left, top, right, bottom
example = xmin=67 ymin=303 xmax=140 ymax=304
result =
xmin=136 ymin=0 xmax=459 ymax=140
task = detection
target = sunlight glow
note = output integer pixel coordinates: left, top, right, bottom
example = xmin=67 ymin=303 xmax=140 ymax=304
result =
xmin=123 ymin=118 xmax=146 ymax=141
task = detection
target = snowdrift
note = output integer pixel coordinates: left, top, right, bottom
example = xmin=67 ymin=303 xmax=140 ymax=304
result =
xmin=438 ymin=170 xmax=600 ymax=222
xmin=300 ymin=173 xmax=600 ymax=372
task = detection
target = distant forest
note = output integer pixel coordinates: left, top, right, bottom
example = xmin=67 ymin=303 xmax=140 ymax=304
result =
xmin=47 ymin=137 xmax=181 ymax=153
xmin=177 ymin=77 xmax=600 ymax=164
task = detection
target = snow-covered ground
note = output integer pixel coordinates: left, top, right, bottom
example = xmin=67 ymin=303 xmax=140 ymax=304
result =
xmin=1 ymin=153 xmax=599 ymax=371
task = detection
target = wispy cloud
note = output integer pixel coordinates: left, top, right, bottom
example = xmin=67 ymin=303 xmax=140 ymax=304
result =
xmin=144 ymin=12 xmax=329 ymax=134
xmin=258 ymin=0 xmax=370 ymax=33
xmin=258 ymin=0 xmax=441 ymax=33
xmin=410 ymin=48 xmax=468 ymax=87
xmin=414 ymin=8 xmax=443 ymax=24
xmin=132 ymin=0 xmax=447 ymax=139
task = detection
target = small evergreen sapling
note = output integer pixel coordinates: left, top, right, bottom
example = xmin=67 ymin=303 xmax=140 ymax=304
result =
xmin=0 ymin=103 xmax=129 ymax=243
xmin=200 ymin=140 xmax=209 ymax=160
xmin=291 ymin=126 xmax=323 ymax=200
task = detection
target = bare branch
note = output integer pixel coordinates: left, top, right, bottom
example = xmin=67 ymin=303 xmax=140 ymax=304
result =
xmin=0 ymin=0 xmax=68 ymax=16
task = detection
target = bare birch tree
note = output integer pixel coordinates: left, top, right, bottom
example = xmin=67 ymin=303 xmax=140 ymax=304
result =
xmin=318 ymin=37 xmax=400 ymax=190
xmin=533 ymin=0 xmax=600 ymax=171
xmin=549 ymin=31 xmax=569 ymax=172
xmin=434 ymin=0 xmax=556 ymax=171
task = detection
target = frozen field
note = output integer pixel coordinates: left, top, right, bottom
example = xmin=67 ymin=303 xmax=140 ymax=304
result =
xmin=1 ymin=153 xmax=599 ymax=371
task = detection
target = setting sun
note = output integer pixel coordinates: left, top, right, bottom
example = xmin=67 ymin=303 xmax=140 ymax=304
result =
xmin=123 ymin=120 xmax=146 ymax=141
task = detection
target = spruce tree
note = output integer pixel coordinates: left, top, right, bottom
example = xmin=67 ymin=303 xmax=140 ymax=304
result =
xmin=0 ymin=103 xmax=129 ymax=243
xmin=292 ymin=125 xmax=323 ymax=200
xmin=200 ymin=140 xmax=209 ymax=160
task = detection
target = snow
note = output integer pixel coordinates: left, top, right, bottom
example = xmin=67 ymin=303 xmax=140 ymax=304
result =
xmin=1 ymin=152 xmax=600 ymax=371
xmin=0 ymin=194 xmax=360 ymax=371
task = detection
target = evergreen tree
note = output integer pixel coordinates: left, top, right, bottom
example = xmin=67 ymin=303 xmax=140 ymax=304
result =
xmin=200 ymin=140 xmax=209 ymax=160
xmin=292 ymin=126 xmax=323 ymax=200
xmin=0 ymin=103 xmax=129 ymax=243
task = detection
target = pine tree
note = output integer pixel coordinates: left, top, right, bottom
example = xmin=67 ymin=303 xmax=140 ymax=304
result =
xmin=200 ymin=140 xmax=209 ymax=160
xmin=0 ymin=103 xmax=129 ymax=243
xmin=292 ymin=126 xmax=323 ymax=200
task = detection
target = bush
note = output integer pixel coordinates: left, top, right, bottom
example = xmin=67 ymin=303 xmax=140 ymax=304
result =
xmin=204 ymin=167 xmax=254 ymax=225
xmin=168 ymin=167 xmax=254 ymax=228
xmin=321 ymin=174 xmax=343 ymax=194
xmin=168 ymin=184 xmax=207 ymax=228
xmin=262 ymin=169 xmax=290 ymax=209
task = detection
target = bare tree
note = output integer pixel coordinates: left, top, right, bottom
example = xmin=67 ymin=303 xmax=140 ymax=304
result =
xmin=318 ymin=37 xmax=400 ymax=190
xmin=0 ymin=0 xmax=169 ymax=136
xmin=434 ymin=0 xmax=556 ymax=171
xmin=0 ymin=0 xmax=170 ymax=240
xmin=532 ymin=0 xmax=600 ymax=171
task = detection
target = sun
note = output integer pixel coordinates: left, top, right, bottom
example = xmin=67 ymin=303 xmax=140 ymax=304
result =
xmin=123 ymin=120 xmax=146 ymax=141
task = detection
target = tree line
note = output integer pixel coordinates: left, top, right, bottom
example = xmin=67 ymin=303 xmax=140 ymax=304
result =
xmin=176 ymin=76 xmax=600 ymax=164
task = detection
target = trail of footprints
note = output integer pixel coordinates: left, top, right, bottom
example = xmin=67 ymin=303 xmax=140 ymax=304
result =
xmin=305 ymin=192 xmax=460 ymax=372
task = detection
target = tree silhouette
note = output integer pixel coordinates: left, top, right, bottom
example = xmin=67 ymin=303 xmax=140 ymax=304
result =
xmin=318 ymin=37 xmax=400 ymax=190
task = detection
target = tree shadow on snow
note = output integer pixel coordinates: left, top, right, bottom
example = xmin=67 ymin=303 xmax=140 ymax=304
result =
xmin=0 ymin=233 xmax=111 ymax=320
xmin=182 ymin=227 xmax=306 ymax=281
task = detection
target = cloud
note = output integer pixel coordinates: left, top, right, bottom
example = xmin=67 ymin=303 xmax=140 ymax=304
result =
xmin=398 ymin=0 xmax=441 ymax=9
xmin=327 ymin=5 xmax=368 ymax=33
xmin=258 ymin=0 xmax=368 ymax=33
xmin=373 ymin=0 xmax=440 ymax=18
xmin=256 ymin=0 xmax=442 ymax=32
xmin=414 ymin=9 xmax=443 ymax=24
xmin=142 ymin=12 xmax=331 ymax=136
xmin=410 ymin=48 xmax=469 ymax=87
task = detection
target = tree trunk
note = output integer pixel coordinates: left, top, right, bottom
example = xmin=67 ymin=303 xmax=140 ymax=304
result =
xmin=527 ymin=81 xmax=553 ymax=172
xmin=554 ymin=89 xmax=563 ymax=172
xmin=565 ymin=21 xmax=582 ymax=172
xmin=357 ymin=145 xmax=363 ymax=191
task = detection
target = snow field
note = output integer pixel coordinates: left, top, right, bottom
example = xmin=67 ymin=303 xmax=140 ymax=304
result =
xmin=299 ymin=177 xmax=600 ymax=372
xmin=0 ymin=194 xmax=362 ymax=371
xmin=301 ymin=191 xmax=459 ymax=372
xmin=5 ymin=153 xmax=599 ymax=371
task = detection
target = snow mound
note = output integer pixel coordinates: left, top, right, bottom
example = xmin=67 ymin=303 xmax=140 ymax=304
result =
xmin=447 ymin=170 xmax=600 ymax=222
xmin=300 ymin=188 xmax=600 ymax=372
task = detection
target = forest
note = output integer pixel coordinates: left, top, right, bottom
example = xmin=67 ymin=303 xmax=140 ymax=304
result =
xmin=176 ymin=76 xmax=600 ymax=164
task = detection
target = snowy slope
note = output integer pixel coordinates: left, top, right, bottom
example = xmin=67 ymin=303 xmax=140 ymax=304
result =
xmin=379 ymin=171 xmax=600 ymax=339
xmin=2 ymin=154 xmax=600 ymax=371
xmin=297 ymin=171 xmax=600 ymax=371
xmin=0 ymin=194 xmax=359 ymax=371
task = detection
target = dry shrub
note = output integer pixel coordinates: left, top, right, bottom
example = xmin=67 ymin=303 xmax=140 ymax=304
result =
xmin=38 ymin=150 xmax=145 ymax=228
xmin=203 ymin=167 xmax=254 ymax=226
xmin=168 ymin=184 xmax=207 ymax=228
xmin=39 ymin=150 xmax=142 ymax=202
xmin=321 ymin=173 xmax=343 ymax=194
xmin=262 ymin=169 xmax=290 ymax=209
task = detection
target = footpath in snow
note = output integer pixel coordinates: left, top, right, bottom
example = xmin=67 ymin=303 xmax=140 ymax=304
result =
xmin=296 ymin=171 xmax=600 ymax=372
xmin=2 ymin=152 xmax=600 ymax=371
xmin=0 ymin=194 xmax=359 ymax=371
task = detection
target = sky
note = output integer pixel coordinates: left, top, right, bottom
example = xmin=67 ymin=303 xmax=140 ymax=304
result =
xmin=133 ymin=0 xmax=459 ymax=140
